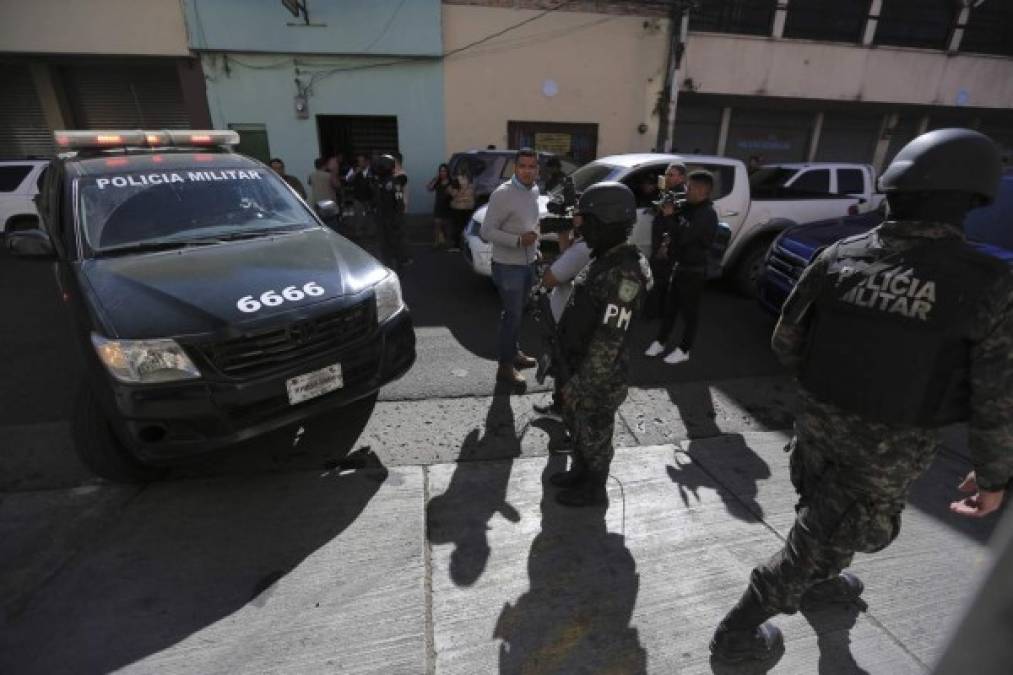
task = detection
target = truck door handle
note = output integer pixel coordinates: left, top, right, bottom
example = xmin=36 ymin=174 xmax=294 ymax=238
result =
xmin=722 ymin=211 xmax=739 ymax=217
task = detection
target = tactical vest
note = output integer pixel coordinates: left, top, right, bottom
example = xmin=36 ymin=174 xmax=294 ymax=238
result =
xmin=559 ymin=244 xmax=646 ymax=371
xmin=798 ymin=231 xmax=1006 ymax=427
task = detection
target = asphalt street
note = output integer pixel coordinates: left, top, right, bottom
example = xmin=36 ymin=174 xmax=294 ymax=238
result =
xmin=0 ymin=227 xmax=1004 ymax=674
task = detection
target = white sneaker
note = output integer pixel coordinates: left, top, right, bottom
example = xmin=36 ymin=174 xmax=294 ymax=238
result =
xmin=663 ymin=348 xmax=690 ymax=364
xmin=644 ymin=341 xmax=665 ymax=357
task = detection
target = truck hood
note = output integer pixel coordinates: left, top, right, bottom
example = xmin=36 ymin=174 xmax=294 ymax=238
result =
xmin=78 ymin=228 xmax=389 ymax=339
xmin=779 ymin=213 xmax=882 ymax=259
xmin=779 ymin=213 xmax=1013 ymax=267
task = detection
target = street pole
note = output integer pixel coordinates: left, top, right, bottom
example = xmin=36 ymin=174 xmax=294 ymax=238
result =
xmin=660 ymin=4 xmax=690 ymax=153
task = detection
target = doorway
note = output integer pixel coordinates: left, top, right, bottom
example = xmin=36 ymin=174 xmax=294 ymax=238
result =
xmin=316 ymin=115 xmax=400 ymax=163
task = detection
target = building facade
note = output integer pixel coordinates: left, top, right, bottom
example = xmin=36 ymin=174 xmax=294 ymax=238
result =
xmin=183 ymin=0 xmax=446 ymax=213
xmin=0 ymin=0 xmax=210 ymax=158
xmin=442 ymin=1 xmax=673 ymax=163
xmin=672 ymin=0 xmax=1013 ymax=170
xmin=443 ymin=0 xmax=1013 ymax=172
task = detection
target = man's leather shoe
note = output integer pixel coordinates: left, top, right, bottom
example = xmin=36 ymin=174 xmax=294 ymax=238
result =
xmin=496 ymin=365 xmax=526 ymax=385
xmin=514 ymin=352 xmax=537 ymax=369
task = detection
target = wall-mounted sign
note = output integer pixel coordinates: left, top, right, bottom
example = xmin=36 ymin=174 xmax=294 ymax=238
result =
xmin=535 ymin=132 xmax=572 ymax=155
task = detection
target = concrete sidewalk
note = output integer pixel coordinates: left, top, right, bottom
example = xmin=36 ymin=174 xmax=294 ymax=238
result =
xmin=0 ymin=430 xmax=997 ymax=674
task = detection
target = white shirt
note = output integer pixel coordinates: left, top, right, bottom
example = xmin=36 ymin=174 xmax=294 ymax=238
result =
xmin=548 ymin=240 xmax=592 ymax=322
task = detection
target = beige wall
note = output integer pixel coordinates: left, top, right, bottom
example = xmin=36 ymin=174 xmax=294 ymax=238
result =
xmin=0 ymin=0 xmax=190 ymax=56
xmin=683 ymin=33 xmax=1013 ymax=109
xmin=442 ymin=4 xmax=670 ymax=158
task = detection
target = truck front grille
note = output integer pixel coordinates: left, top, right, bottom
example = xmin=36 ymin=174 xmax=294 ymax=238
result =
xmin=198 ymin=300 xmax=375 ymax=378
xmin=766 ymin=245 xmax=808 ymax=281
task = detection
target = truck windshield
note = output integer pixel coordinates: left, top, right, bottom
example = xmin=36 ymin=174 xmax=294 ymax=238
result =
xmin=553 ymin=162 xmax=619 ymax=196
xmin=77 ymin=167 xmax=313 ymax=253
xmin=749 ymin=167 xmax=800 ymax=197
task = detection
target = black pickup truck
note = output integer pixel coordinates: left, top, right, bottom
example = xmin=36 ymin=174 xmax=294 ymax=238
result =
xmin=7 ymin=130 xmax=415 ymax=481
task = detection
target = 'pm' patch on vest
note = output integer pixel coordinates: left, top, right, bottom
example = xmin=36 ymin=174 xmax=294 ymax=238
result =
xmin=836 ymin=265 xmax=937 ymax=321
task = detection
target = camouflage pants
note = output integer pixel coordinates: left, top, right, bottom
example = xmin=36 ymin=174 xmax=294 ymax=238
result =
xmin=748 ymin=436 xmax=913 ymax=615
xmin=562 ymin=380 xmax=627 ymax=473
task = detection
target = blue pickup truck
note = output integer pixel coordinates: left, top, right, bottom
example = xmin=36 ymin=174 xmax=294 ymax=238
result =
xmin=759 ymin=171 xmax=1013 ymax=314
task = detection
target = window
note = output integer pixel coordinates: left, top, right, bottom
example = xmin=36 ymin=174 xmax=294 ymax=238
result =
xmin=784 ymin=0 xmax=869 ymax=43
xmin=961 ymin=3 xmax=1013 ymax=57
xmin=229 ymin=124 xmax=271 ymax=165
xmin=750 ymin=167 xmax=800 ymax=198
xmin=686 ymin=163 xmax=737 ymax=201
xmin=690 ymin=0 xmax=776 ymax=37
xmin=789 ymin=169 xmax=830 ymax=194
xmin=837 ymin=169 xmax=865 ymax=195
xmin=621 ymin=165 xmax=667 ymax=208
xmin=0 ymin=165 xmax=32 ymax=192
xmin=874 ymin=0 xmax=956 ymax=50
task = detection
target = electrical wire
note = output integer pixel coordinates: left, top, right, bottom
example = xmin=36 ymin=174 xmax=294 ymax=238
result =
xmin=361 ymin=0 xmax=408 ymax=53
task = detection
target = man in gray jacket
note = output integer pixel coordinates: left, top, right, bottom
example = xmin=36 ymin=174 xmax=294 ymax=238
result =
xmin=481 ymin=148 xmax=541 ymax=386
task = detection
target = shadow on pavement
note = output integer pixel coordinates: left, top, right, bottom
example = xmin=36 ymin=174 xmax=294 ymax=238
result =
xmin=427 ymin=385 xmax=522 ymax=587
xmin=0 ymin=447 xmax=390 ymax=675
xmin=802 ymin=602 xmax=871 ymax=675
xmin=494 ymin=453 xmax=647 ymax=674
xmin=665 ymin=385 xmax=772 ymax=522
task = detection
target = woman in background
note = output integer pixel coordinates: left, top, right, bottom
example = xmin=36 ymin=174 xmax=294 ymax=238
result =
xmin=426 ymin=163 xmax=453 ymax=248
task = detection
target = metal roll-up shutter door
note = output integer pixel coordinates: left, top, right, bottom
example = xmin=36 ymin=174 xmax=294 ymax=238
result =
xmin=344 ymin=116 xmax=400 ymax=157
xmin=0 ymin=63 xmax=54 ymax=157
xmin=63 ymin=63 xmax=190 ymax=130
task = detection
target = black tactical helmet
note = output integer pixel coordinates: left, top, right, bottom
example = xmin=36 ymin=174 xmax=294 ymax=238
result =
xmin=879 ymin=128 xmax=1001 ymax=204
xmin=374 ymin=154 xmax=396 ymax=173
xmin=577 ymin=181 xmax=636 ymax=226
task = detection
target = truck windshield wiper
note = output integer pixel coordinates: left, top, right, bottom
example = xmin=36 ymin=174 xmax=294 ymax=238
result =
xmin=214 ymin=227 xmax=306 ymax=241
xmin=94 ymin=238 xmax=223 ymax=257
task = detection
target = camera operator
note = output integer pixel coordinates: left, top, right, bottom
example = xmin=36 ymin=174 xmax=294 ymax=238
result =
xmin=646 ymin=162 xmax=688 ymax=318
xmin=644 ymin=170 xmax=719 ymax=364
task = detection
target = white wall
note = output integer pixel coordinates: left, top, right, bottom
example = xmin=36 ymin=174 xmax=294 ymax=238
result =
xmin=442 ymin=4 xmax=671 ymax=157
xmin=0 ymin=0 xmax=190 ymax=56
xmin=683 ymin=33 xmax=1013 ymax=110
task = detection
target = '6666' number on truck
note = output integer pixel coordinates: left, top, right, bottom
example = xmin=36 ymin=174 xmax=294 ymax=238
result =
xmin=237 ymin=282 xmax=325 ymax=313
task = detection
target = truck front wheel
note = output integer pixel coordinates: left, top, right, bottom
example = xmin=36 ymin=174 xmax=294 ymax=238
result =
xmin=732 ymin=236 xmax=775 ymax=298
xmin=73 ymin=385 xmax=164 ymax=483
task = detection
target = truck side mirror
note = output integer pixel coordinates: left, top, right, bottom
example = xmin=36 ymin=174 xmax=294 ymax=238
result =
xmin=316 ymin=200 xmax=339 ymax=219
xmin=6 ymin=229 xmax=55 ymax=258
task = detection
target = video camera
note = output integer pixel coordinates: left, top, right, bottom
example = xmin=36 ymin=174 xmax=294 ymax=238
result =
xmin=540 ymin=176 xmax=580 ymax=235
xmin=652 ymin=189 xmax=686 ymax=212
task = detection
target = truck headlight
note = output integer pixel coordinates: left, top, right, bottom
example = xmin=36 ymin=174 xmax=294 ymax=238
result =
xmin=91 ymin=334 xmax=201 ymax=383
xmin=374 ymin=273 xmax=404 ymax=323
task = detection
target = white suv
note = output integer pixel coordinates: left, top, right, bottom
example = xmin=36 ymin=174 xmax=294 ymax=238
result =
xmin=0 ymin=160 xmax=48 ymax=234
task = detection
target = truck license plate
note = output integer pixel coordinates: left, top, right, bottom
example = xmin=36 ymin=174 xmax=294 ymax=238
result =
xmin=286 ymin=363 xmax=343 ymax=405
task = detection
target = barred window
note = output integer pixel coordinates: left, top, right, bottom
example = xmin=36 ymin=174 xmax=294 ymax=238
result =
xmin=874 ymin=0 xmax=957 ymax=51
xmin=961 ymin=2 xmax=1013 ymax=57
xmin=689 ymin=0 xmax=776 ymax=37
xmin=783 ymin=0 xmax=870 ymax=43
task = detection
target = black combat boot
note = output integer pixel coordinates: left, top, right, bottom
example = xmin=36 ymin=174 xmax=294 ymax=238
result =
xmin=800 ymin=571 xmax=865 ymax=609
xmin=549 ymin=455 xmax=587 ymax=488
xmin=555 ymin=470 xmax=608 ymax=507
xmin=710 ymin=589 xmax=783 ymax=663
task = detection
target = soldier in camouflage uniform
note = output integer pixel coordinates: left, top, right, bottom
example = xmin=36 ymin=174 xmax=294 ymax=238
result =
xmin=711 ymin=128 xmax=1013 ymax=663
xmin=552 ymin=182 xmax=653 ymax=508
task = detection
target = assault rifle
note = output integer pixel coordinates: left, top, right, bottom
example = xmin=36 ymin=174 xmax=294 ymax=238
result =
xmin=528 ymin=278 xmax=570 ymax=386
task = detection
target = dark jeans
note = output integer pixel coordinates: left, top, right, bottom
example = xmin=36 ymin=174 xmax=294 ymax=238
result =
xmin=492 ymin=261 xmax=534 ymax=365
xmin=646 ymin=259 xmax=673 ymax=319
xmin=377 ymin=208 xmax=407 ymax=266
xmin=656 ymin=268 xmax=706 ymax=352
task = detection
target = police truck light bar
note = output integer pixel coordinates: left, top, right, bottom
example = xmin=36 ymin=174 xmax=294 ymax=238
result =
xmin=54 ymin=130 xmax=240 ymax=150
